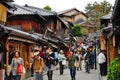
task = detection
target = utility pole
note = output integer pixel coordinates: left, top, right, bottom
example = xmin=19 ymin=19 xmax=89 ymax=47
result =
xmin=94 ymin=32 xmax=97 ymax=69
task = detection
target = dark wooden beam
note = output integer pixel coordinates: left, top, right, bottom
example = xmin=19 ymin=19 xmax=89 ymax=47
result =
xmin=0 ymin=0 xmax=14 ymax=2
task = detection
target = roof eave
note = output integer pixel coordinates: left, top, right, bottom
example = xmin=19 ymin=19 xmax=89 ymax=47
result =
xmin=112 ymin=0 xmax=120 ymax=22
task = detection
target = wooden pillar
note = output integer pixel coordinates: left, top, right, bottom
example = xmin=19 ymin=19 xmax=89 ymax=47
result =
xmin=5 ymin=42 xmax=9 ymax=73
xmin=28 ymin=46 xmax=31 ymax=68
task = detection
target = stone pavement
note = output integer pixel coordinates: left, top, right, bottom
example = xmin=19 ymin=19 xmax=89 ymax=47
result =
xmin=26 ymin=63 xmax=107 ymax=80
xmin=44 ymin=68 xmax=99 ymax=80
xmin=26 ymin=69 xmax=107 ymax=80
xmin=26 ymin=68 xmax=107 ymax=80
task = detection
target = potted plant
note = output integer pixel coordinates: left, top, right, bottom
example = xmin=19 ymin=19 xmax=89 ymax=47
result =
xmin=107 ymin=57 xmax=120 ymax=80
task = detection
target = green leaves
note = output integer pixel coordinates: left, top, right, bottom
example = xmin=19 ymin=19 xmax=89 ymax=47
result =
xmin=43 ymin=5 xmax=52 ymax=11
xmin=107 ymin=58 xmax=120 ymax=80
xmin=85 ymin=0 xmax=112 ymax=30
xmin=85 ymin=0 xmax=112 ymax=20
xmin=72 ymin=24 xmax=82 ymax=36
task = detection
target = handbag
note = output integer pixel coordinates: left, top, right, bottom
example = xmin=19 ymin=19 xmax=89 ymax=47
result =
xmin=62 ymin=60 xmax=66 ymax=65
xmin=74 ymin=60 xmax=77 ymax=67
xmin=16 ymin=64 xmax=24 ymax=74
xmin=23 ymin=66 xmax=26 ymax=74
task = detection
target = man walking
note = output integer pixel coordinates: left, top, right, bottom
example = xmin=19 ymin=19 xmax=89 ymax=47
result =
xmin=58 ymin=50 xmax=66 ymax=75
xmin=97 ymin=50 xmax=106 ymax=76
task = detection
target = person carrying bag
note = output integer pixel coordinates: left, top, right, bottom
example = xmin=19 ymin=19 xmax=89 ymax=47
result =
xmin=11 ymin=51 xmax=24 ymax=80
xmin=33 ymin=51 xmax=45 ymax=80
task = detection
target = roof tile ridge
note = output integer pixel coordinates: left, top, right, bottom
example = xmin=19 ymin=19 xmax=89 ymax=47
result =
xmin=24 ymin=5 xmax=56 ymax=14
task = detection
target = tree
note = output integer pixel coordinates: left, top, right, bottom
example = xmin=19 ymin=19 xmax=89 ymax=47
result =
xmin=85 ymin=0 xmax=112 ymax=28
xmin=72 ymin=24 xmax=82 ymax=36
xmin=43 ymin=5 xmax=52 ymax=11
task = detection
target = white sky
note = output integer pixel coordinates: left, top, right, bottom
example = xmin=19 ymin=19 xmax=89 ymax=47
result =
xmin=14 ymin=0 xmax=116 ymax=12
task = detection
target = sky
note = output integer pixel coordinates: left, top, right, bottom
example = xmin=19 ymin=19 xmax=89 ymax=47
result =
xmin=14 ymin=0 xmax=116 ymax=12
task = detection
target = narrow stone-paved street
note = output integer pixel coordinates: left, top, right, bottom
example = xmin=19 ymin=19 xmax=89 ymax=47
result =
xmin=26 ymin=61 xmax=107 ymax=80
xmin=44 ymin=68 xmax=99 ymax=80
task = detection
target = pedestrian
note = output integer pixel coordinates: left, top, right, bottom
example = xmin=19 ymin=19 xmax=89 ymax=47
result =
xmin=97 ymin=50 xmax=106 ymax=76
xmin=76 ymin=50 xmax=82 ymax=71
xmin=38 ymin=46 xmax=45 ymax=60
xmin=5 ymin=48 xmax=14 ymax=80
xmin=10 ymin=51 xmax=24 ymax=80
xmin=90 ymin=47 xmax=95 ymax=69
xmin=31 ymin=47 xmax=39 ymax=77
xmin=68 ymin=50 xmax=77 ymax=80
xmin=74 ymin=49 xmax=80 ymax=71
xmin=84 ymin=48 xmax=92 ymax=73
xmin=45 ymin=46 xmax=55 ymax=80
xmin=33 ymin=51 xmax=45 ymax=80
xmin=58 ymin=50 xmax=66 ymax=75
xmin=103 ymin=50 xmax=107 ymax=76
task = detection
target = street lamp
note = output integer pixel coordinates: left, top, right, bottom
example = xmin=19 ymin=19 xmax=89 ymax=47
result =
xmin=94 ymin=32 xmax=97 ymax=69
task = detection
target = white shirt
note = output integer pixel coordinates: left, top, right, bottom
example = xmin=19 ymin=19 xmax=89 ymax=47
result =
xmin=97 ymin=52 xmax=106 ymax=64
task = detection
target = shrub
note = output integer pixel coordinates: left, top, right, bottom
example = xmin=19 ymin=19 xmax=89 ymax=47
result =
xmin=107 ymin=57 xmax=120 ymax=80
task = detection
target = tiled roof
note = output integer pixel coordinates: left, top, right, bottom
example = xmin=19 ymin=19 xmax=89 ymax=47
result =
xmin=23 ymin=5 xmax=70 ymax=29
xmin=8 ymin=4 xmax=45 ymax=20
xmin=1 ymin=25 xmax=47 ymax=43
xmin=58 ymin=17 xmax=70 ymax=29
xmin=58 ymin=8 xmax=79 ymax=15
xmin=23 ymin=4 xmax=56 ymax=16
xmin=73 ymin=18 xmax=84 ymax=24
xmin=1 ymin=2 xmax=14 ymax=8
xmin=8 ymin=4 xmax=34 ymax=15
xmin=58 ymin=8 xmax=88 ymax=18
xmin=101 ymin=12 xmax=112 ymax=20
xmin=102 ymin=25 xmax=112 ymax=34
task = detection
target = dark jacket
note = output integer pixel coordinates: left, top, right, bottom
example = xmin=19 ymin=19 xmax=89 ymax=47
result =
xmin=68 ymin=55 xmax=76 ymax=68
xmin=45 ymin=52 xmax=54 ymax=68
xmin=85 ymin=52 xmax=92 ymax=65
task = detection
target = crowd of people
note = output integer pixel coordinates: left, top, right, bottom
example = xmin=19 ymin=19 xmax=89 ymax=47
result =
xmin=5 ymin=40 xmax=107 ymax=80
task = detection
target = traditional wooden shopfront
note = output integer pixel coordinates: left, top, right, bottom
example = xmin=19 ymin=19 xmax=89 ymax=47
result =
xmin=100 ymin=12 xmax=116 ymax=65
xmin=1 ymin=25 xmax=49 ymax=78
xmin=112 ymin=0 xmax=120 ymax=58
xmin=0 ymin=2 xmax=13 ymax=79
xmin=2 ymin=26 xmax=37 ymax=69
xmin=101 ymin=26 xmax=115 ymax=65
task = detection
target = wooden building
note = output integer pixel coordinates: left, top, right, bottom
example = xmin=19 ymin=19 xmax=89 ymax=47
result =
xmin=5 ymin=4 xmax=72 ymax=70
xmin=0 ymin=2 xmax=13 ymax=24
xmin=100 ymin=0 xmax=120 ymax=65
xmin=80 ymin=21 xmax=95 ymax=39
xmin=112 ymin=0 xmax=120 ymax=58
xmin=58 ymin=8 xmax=88 ymax=25
xmin=24 ymin=5 xmax=70 ymax=52
xmin=6 ymin=4 xmax=48 ymax=69
xmin=2 ymin=26 xmax=38 ymax=68
xmin=0 ymin=1 xmax=14 ymax=80
xmin=100 ymin=12 xmax=115 ymax=65
xmin=58 ymin=8 xmax=88 ymax=46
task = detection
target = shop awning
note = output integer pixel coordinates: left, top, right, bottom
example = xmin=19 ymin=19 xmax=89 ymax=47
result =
xmin=8 ymin=36 xmax=34 ymax=43
xmin=2 ymin=26 xmax=48 ymax=43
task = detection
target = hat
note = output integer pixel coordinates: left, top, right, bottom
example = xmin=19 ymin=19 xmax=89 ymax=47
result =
xmin=60 ymin=50 xmax=64 ymax=53
xmin=34 ymin=51 xmax=39 ymax=56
